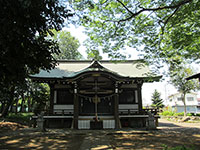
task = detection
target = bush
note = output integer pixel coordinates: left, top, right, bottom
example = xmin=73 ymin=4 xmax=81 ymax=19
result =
xmin=187 ymin=113 xmax=193 ymax=116
xmin=161 ymin=111 xmax=174 ymax=116
xmin=196 ymin=113 xmax=200 ymax=116
xmin=6 ymin=113 xmax=33 ymax=125
xmin=174 ymin=112 xmax=184 ymax=116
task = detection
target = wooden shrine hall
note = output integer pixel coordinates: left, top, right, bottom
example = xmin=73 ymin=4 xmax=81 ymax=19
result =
xmin=30 ymin=60 xmax=162 ymax=129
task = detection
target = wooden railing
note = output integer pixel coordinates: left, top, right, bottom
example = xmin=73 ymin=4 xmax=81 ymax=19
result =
xmin=142 ymin=108 xmax=159 ymax=115
xmin=33 ymin=109 xmax=73 ymax=116
xmin=118 ymin=108 xmax=158 ymax=115
xmin=34 ymin=108 xmax=159 ymax=116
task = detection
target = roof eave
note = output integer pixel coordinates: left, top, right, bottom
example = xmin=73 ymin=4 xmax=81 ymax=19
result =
xmin=186 ymin=73 xmax=200 ymax=80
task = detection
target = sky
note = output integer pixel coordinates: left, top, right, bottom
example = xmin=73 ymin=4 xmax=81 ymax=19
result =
xmin=64 ymin=25 xmax=198 ymax=106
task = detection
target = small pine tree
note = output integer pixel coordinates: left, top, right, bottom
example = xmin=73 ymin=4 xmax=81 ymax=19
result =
xmin=151 ymin=89 xmax=164 ymax=109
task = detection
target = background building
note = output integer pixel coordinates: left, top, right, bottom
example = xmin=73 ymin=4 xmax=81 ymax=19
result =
xmin=168 ymin=93 xmax=200 ymax=114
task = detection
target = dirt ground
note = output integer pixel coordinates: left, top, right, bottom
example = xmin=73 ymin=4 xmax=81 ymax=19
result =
xmin=0 ymin=119 xmax=200 ymax=150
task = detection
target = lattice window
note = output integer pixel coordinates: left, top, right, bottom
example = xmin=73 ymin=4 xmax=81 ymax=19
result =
xmin=119 ymin=90 xmax=136 ymax=104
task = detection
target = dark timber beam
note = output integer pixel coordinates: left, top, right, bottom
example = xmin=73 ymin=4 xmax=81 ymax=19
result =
xmin=49 ymin=83 xmax=55 ymax=115
xmin=73 ymin=83 xmax=79 ymax=129
xmin=114 ymin=83 xmax=121 ymax=129
xmin=137 ymin=83 xmax=143 ymax=113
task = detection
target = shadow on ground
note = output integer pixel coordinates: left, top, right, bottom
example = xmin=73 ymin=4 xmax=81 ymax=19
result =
xmin=0 ymin=120 xmax=200 ymax=150
xmin=158 ymin=122 xmax=180 ymax=127
xmin=0 ymin=129 xmax=84 ymax=150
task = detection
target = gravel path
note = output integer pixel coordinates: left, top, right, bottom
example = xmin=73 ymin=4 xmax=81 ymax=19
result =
xmin=158 ymin=118 xmax=200 ymax=128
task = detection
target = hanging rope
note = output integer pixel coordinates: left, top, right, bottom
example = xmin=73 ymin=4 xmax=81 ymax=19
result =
xmin=77 ymin=93 xmax=116 ymax=100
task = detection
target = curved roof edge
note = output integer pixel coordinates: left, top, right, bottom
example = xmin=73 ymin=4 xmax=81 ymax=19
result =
xmin=56 ymin=59 xmax=145 ymax=63
xmin=30 ymin=60 xmax=162 ymax=82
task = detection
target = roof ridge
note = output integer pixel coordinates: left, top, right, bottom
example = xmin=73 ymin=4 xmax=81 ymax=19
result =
xmin=56 ymin=59 xmax=145 ymax=63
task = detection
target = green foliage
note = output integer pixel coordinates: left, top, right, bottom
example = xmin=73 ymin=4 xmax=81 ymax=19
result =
xmin=31 ymin=83 xmax=50 ymax=115
xmin=170 ymin=66 xmax=199 ymax=94
xmin=50 ymin=29 xmax=82 ymax=60
xmin=151 ymin=89 xmax=164 ymax=109
xmin=71 ymin=0 xmax=200 ymax=64
xmin=186 ymin=113 xmax=193 ymax=116
xmin=174 ymin=112 xmax=184 ymax=116
xmin=196 ymin=114 xmax=200 ymax=117
xmin=0 ymin=0 xmax=71 ymax=117
xmin=6 ymin=113 xmax=33 ymax=125
xmin=0 ymin=0 xmax=70 ymax=92
xmin=161 ymin=111 xmax=196 ymax=117
xmin=87 ymin=49 xmax=103 ymax=60
xmin=169 ymin=65 xmax=199 ymax=116
xmin=161 ymin=111 xmax=174 ymax=116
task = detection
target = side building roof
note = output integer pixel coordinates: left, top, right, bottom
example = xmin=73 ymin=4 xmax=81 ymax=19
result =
xmin=186 ymin=72 xmax=200 ymax=81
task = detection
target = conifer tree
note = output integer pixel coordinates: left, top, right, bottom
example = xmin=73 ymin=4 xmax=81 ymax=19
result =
xmin=151 ymin=90 xmax=164 ymax=109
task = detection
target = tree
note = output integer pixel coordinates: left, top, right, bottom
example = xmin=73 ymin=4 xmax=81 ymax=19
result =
xmin=71 ymin=0 xmax=200 ymax=64
xmin=87 ymin=49 xmax=103 ymax=60
xmin=0 ymin=0 xmax=72 ymax=117
xmin=169 ymin=66 xmax=199 ymax=116
xmin=50 ymin=30 xmax=82 ymax=60
xmin=151 ymin=89 xmax=164 ymax=109
xmin=31 ymin=83 xmax=50 ymax=115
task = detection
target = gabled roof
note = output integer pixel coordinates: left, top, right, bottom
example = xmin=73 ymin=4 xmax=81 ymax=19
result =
xmin=30 ymin=60 xmax=162 ymax=82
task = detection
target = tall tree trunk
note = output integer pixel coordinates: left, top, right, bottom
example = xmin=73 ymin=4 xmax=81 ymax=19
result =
xmin=15 ymin=99 xmax=19 ymax=114
xmin=20 ymin=93 xmax=25 ymax=112
xmin=182 ymin=93 xmax=187 ymax=117
xmin=10 ymin=100 xmax=14 ymax=113
xmin=27 ymin=91 xmax=31 ymax=112
xmin=1 ymin=86 xmax=15 ymax=118
xmin=0 ymin=102 xmax=5 ymax=113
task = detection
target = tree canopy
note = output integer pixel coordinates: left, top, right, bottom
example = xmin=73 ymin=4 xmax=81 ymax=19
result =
xmin=71 ymin=0 xmax=200 ymax=64
xmin=0 ymin=0 xmax=71 ymax=86
xmin=87 ymin=49 xmax=103 ymax=60
xmin=169 ymin=65 xmax=199 ymax=115
xmin=50 ymin=29 xmax=82 ymax=60
xmin=0 ymin=0 xmax=71 ymax=117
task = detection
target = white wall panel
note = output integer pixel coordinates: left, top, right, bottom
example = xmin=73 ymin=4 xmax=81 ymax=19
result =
xmin=119 ymin=104 xmax=138 ymax=110
xmin=54 ymin=105 xmax=74 ymax=110
xmin=103 ymin=120 xmax=115 ymax=129
xmin=78 ymin=120 xmax=90 ymax=129
xmin=53 ymin=105 xmax=74 ymax=114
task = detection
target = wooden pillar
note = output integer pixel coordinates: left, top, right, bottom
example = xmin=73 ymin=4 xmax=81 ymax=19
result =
xmin=73 ymin=83 xmax=79 ymax=129
xmin=137 ymin=83 xmax=143 ymax=113
xmin=49 ymin=83 xmax=54 ymax=115
xmin=114 ymin=83 xmax=121 ymax=129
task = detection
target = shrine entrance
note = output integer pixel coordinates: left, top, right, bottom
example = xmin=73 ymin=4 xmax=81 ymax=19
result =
xmin=79 ymin=95 xmax=114 ymax=115
xmin=77 ymin=73 xmax=115 ymax=116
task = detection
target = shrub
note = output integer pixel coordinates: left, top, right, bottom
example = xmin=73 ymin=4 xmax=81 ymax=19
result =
xmin=161 ymin=111 xmax=169 ymax=116
xmin=187 ymin=113 xmax=193 ymax=116
xmin=6 ymin=113 xmax=33 ymax=125
xmin=174 ymin=112 xmax=184 ymax=116
xmin=161 ymin=111 xmax=174 ymax=116
xmin=196 ymin=113 xmax=200 ymax=116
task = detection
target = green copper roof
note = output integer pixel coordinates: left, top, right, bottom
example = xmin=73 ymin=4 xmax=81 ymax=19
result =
xmin=30 ymin=60 xmax=161 ymax=81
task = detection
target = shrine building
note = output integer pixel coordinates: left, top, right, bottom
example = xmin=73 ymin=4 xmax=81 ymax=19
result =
xmin=30 ymin=60 xmax=162 ymax=129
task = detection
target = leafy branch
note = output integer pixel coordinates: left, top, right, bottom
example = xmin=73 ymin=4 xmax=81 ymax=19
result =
xmin=115 ymin=0 xmax=192 ymax=22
